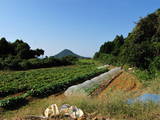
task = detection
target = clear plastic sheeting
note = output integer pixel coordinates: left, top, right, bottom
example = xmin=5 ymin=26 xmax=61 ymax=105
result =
xmin=64 ymin=67 xmax=122 ymax=96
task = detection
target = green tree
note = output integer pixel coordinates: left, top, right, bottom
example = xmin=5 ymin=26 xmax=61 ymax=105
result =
xmin=0 ymin=38 xmax=12 ymax=57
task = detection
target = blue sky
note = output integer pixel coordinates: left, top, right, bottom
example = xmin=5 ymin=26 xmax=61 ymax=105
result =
xmin=0 ymin=0 xmax=159 ymax=57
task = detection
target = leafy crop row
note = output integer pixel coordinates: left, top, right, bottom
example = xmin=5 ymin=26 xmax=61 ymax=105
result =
xmin=0 ymin=93 xmax=29 ymax=109
xmin=0 ymin=65 xmax=107 ymax=109
xmin=30 ymin=69 xmax=106 ymax=97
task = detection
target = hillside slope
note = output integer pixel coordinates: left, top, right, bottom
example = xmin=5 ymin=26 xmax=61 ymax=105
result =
xmin=95 ymin=9 xmax=160 ymax=71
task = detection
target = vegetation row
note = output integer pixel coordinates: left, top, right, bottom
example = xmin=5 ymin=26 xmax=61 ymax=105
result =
xmin=0 ymin=64 xmax=107 ymax=109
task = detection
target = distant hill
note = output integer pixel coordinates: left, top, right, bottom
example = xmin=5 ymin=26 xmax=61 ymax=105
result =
xmin=54 ymin=49 xmax=86 ymax=58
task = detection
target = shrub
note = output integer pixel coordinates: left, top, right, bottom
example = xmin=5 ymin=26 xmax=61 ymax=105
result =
xmin=0 ymin=57 xmax=75 ymax=70
xmin=61 ymin=56 xmax=78 ymax=64
xmin=19 ymin=60 xmax=32 ymax=70
xmin=149 ymin=56 xmax=160 ymax=77
xmin=94 ymin=53 xmax=120 ymax=65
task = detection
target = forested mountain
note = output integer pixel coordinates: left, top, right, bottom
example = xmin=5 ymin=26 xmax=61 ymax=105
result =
xmin=94 ymin=9 xmax=160 ymax=71
xmin=54 ymin=49 xmax=85 ymax=58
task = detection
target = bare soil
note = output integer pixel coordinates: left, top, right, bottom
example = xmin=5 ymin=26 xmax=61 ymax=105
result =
xmin=99 ymin=71 xmax=142 ymax=97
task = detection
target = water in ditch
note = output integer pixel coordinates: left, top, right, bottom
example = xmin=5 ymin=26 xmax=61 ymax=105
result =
xmin=128 ymin=94 xmax=160 ymax=103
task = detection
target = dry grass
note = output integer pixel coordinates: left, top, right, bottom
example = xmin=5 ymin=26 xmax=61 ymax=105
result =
xmin=1 ymin=91 xmax=160 ymax=120
xmin=144 ymin=77 xmax=160 ymax=94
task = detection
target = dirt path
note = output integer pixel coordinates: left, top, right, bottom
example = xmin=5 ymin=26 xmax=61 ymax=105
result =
xmin=98 ymin=70 xmax=141 ymax=97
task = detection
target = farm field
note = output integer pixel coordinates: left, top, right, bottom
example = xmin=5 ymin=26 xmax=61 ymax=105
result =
xmin=2 ymin=67 xmax=159 ymax=120
xmin=0 ymin=62 xmax=107 ymax=109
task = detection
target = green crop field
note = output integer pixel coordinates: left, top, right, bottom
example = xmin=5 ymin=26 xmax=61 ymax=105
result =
xmin=0 ymin=63 xmax=107 ymax=109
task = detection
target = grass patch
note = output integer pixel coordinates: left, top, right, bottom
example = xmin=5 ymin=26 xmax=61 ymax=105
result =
xmin=1 ymin=91 xmax=160 ymax=120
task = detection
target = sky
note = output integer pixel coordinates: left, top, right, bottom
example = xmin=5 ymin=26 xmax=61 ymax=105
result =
xmin=0 ymin=0 xmax=160 ymax=57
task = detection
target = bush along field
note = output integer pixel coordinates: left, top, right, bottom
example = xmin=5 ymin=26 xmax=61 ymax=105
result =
xmin=0 ymin=63 xmax=107 ymax=109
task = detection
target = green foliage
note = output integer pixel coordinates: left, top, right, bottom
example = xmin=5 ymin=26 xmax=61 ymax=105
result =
xmin=61 ymin=56 xmax=78 ymax=64
xmin=0 ymin=37 xmax=78 ymax=70
xmin=0 ymin=64 xmax=107 ymax=98
xmin=0 ymin=38 xmax=44 ymax=59
xmin=0 ymin=56 xmax=21 ymax=70
xmin=94 ymin=35 xmax=124 ymax=66
xmin=0 ymin=56 xmax=75 ymax=70
xmin=98 ymin=35 xmax=124 ymax=55
xmin=0 ymin=38 xmax=86 ymax=71
xmin=133 ymin=69 xmax=153 ymax=85
xmin=77 ymin=59 xmax=99 ymax=66
xmin=19 ymin=60 xmax=32 ymax=70
xmin=28 ymin=66 xmax=106 ymax=97
xmin=99 ymin=41 xmax=115 ymax=54
xmin=95 ymin=9 xmax=160 ymax=72
xmin=94 ymin=53 xmax=120 ymax=66
xmin=0 ymin=94 xmax=28 ymax=109
xmin=0 ymin=64 xmax=106 ymax=109
xmin=149 ymin=56 xmax=160 ymax=77
xmin=0 ymin=38 xmax=12 ymax=57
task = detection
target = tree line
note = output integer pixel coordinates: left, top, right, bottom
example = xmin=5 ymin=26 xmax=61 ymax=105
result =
xmin=0 ymin=38 xmax=78 ymax=70
xmin=0 ymin=37 xmax=44 ymax=59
